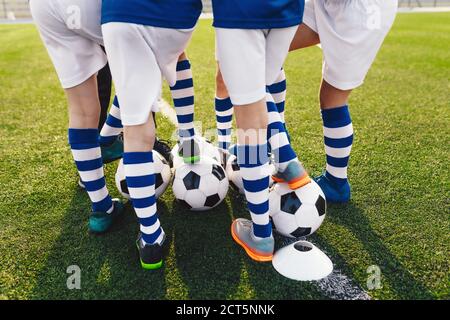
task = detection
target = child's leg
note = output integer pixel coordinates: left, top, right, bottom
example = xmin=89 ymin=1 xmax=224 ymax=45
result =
xmin=29 ymin=0 xmax=123 ymax=232
xmin=215 ymin=65 xmax=233 ymax=154
xmin=99 ymin=96 xmax=122 ymax=146
xmin=315 ymin=80 xmax=353 ymax=202
xmin=170 ymin=53 xmax=196 ymax=142
xmin=66 ymin=76 xmax=123 ymax=233
xmin=265 ymin=27 xmax=310 ymax=189
xmin=234 ymin=100 xmax=274 ymax=262
xmin=97 ymin=95 xmax=125 ymax=164
xmin=123 ymin=118 xmax=164 ymax=245
xmin=216 ymin=27 xmax=274 ymax=261
xmin=266 ymin=69 xmax=287 ymax=125
xmin=266 ymin=92 xmax=310 ymax=189
xmin=103 ymin=23 xmax=165 ymax=268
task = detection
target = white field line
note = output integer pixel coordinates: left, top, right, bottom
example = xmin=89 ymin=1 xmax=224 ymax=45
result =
xmin=279 ymin=237 xmax=370 ymax=300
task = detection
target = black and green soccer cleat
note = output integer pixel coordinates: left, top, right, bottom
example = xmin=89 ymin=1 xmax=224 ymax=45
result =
xmin=136 ymin=232 xmax=165 ymax=270
xmin=100 ymin=134 xmax=124 ymax=164
xmin=89 ymin=199 xmax=124 ymax=233
xmin=178 ymin=138 xmax=201 ymax=164
xmin=154 ymin=138 xmax=174 ymax=168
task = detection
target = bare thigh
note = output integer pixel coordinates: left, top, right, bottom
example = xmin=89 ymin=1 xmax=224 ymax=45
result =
xmin=289 ymin=23 xmax=320 ymax=52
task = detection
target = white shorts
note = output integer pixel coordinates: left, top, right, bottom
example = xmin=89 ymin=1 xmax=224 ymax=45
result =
xmin=304 ymin=0 xmax=398 ymax=90
xmin=102 ymin=23 xmax=194 ymax=126
xmin=29 ymin=0 xmax=106 ymax=89
xmin=215 ymin=27 xmax=298 ymax=105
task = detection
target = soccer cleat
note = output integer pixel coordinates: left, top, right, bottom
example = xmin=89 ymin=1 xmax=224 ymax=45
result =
xmin=154 ymin=138 xmax=173 ymax=168
xmin=272 ymin=161 xmax=311 ymax=190
xmin=314 ymin=173 xmax=351 ymax=203
xmin=136 ymin=232 xmax=165 ymax=270
xmin=231 ymin=218 xmax=274 ymax=262
xmin=100 ymin=133 xmax=124 ymax=164
xmin=89 ymin=199 xmax=124 ymax=233
xmin=178 ymin=137 xmax=201 ymax=164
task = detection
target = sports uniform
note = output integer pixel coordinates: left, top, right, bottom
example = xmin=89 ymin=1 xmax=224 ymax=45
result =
xmin=213 ymin=0 xmax=304 ymax=105
xmin=30 ymin=0 xmax=125 ymax=234
xmin=102 ymin=0 xmax=202 ymax=126
xmin=300 ymin=0 xmax=398 ymax=202
xmin=303 ymin=0 xmax=398 ymax=90
xmin=30 ymin=0 xmax=106 ymax=89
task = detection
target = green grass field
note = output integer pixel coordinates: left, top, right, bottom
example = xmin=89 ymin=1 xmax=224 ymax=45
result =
xmin=0 ymin=13 xmax=449 ymax=300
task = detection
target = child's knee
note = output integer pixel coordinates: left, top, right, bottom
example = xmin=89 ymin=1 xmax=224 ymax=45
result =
xmin=124 ymin=125 xmax=155 ymax=151
xmin=216 ymin=69 xmax=229 ymax=98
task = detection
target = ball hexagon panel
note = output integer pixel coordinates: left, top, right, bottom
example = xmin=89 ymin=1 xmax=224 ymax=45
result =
xmin=155 ymin=173 xmax=164 ymax=190
xmin=183 ymin=171 xmax=201 ymax=191
xmin=280 ymin=192 xmax=302 ymax=215
xmin=205 ymin=194 xmax=221 ymax=208
xmin=316 ymin=195 xmax=326 ymax=216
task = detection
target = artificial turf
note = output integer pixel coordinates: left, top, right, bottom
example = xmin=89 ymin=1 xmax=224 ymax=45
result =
xmin=0 ymin=13 xmax=449 ymax=300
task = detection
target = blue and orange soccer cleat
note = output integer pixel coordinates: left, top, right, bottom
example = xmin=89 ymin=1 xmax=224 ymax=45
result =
xmin=231 ymin=218 xmax=274 ymax=262
xmin=314 ymin=173 xmax=351 ymax=203
xmin=272 ymin=161 xmax=311 ymax=190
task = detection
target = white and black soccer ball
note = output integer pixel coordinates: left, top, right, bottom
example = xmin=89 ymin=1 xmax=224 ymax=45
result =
xmin=115 ymin=150 xmax=172 ymax=200
xmin=269 ymin=181 xmax=327 ymax=238
xmin=172 ymin=156 xmax=229 ymax=211
xmin=171 ymin=137 xmax=222 ymax=169
xmin=225 ymin=153 xmax=276 ymax=194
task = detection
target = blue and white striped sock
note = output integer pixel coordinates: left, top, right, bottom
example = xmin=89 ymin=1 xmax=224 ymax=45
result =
xmin=215 ymin=97 xmax=233 ymax=151
xmin=170 ymin=60 xmax=195 ymax=142
xmin=69 ymin=128 xmax=113 ymax=213
xmin=267 ymin=69 xmax=287 ymax=123
xmin=322 ymin=105 xmax=354 ymax=187
xmin=123 ymin=151 xmax=164 ymax=245
xmin=237 ymin=144 xmax=272 ymax=240
xmin=99 ymin=96 xmax=123 ymax=146
xmin=267 ymin=93 xmax=297 ymax=171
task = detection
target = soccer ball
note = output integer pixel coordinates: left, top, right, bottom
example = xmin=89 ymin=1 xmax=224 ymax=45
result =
xmin=171 ymin=137 xmax=221 ymax=169
xmin=269 ymin=180 xmax=327 ymax=238
xmin=172 ymin=156 xmax=229 ymax=211
xmin=225 ymin=153 xmax=276 ymax=194
xmin=115 ymin=150 xmax=172 ymax=199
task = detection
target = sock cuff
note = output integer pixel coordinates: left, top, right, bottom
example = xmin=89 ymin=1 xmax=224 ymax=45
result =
xmin=321 ymin=105 xmax=351 ymax=127
xmin=123 ymin=151 xmax=153 ymax=165
xmin=215 ymin=97 xmax=233 ymax=111
xmin=176 ymin=59 xmax=191 ymax=71
xmin=236 ymin=144 xmax=269 ymax=168
xmin=68 ymin=128 xmax=99 ymax=145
